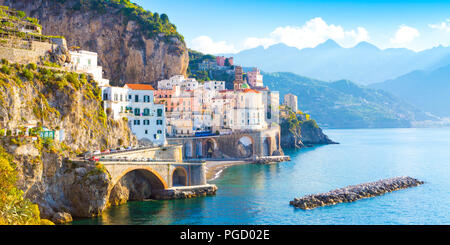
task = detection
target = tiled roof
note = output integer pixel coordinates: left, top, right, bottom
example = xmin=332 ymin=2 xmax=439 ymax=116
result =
xmin=243 ymin=88 xmax=260 ymax=93
xmin=125 ymin=84 xmax=155 ymax=90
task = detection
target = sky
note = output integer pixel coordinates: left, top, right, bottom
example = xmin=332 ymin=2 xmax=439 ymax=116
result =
xmin=134 ymin=0 xmax=450 ymax=54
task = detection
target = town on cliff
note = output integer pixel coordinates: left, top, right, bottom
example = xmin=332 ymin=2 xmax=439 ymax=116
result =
xmin=0 ymin=4 xmax=334 ymax=224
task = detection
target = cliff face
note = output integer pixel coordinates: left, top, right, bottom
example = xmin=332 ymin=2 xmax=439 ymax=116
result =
xmin=0 ymin=0 xmax=189 ymax=86
xmin=280 ymin=109 xmax=336 ymax=149
xmin=0 ymin=62 xmax=138 ymax=222
xmin=299 ymin=120 xmax=336 ymax=145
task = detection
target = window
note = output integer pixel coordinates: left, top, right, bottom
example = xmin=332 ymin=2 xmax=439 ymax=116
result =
xmin=128 ymin=95 xmax=132 ymax=100
xmin=145 ymin=130 xmax=148 ymax=134
xmin=143 ymin=108 xmax=150 ymax=116
xmin=157 ymin=109 xmax=163 ymax=117
xmin=134 ymin=108 xmax=140 ymax=116
xmin=157 ymin=120 xmax=163 ymax=125
xmin=135 ymin=95 xmax=139 ymax=102
xmin=103 ymin=93 xmax=108 ymax=100
xmin=144 ymin=120 xmax=150 ymax=125
xmin=133 ymin=120 xmax=140 ymax=125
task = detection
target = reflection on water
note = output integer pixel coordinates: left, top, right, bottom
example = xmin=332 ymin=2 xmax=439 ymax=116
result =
xmin=73 ymin=128 xmax=450 ymax=225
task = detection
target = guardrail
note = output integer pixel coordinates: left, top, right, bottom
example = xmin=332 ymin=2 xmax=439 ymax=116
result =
xmin=98 ymin=158 xmax=205 ymax=164
xmin=91 ymin=145 xmax=167 ymax=156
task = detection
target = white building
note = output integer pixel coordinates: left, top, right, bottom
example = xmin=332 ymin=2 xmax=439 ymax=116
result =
xmin=283 ymin=93 xmax=298 ymax=112
xmin=101 ymin=84 xmax=166 ymax=146
xmin=69 ymin=50 xmax=110 ymax=86
xmin=260 ymin=90 xmax=280 ymax=126
xmin=158 ymin=75 xmax=199 ymax=91
xmin=202 ymin=80 xmax=226 ymax=91
xmin=231 ymin=89 xmax=267 ymax=130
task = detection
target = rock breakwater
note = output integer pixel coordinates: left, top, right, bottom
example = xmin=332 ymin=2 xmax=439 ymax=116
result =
xmin=290 ymin=176 xmax=424 ymax=210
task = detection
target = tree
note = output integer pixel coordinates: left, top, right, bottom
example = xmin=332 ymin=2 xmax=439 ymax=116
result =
xmin=225 ymin=58 xmax=231 ymax=67
xmin=160 ymin=13 xmax=169 ymax=23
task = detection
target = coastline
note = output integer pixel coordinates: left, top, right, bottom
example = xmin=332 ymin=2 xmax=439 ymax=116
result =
xmin=205 ymin=156 xmax=292 ymax=181
xmin=205 ymin=160 xmax=251 ymax=181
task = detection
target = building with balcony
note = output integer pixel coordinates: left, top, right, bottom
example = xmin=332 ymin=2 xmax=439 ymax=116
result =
xmin=101 ymin=83 xmax=166 ymax=146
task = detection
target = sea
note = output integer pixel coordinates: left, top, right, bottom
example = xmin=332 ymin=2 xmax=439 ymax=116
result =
xmin=72 ymin=128 xmax=450 ymax=225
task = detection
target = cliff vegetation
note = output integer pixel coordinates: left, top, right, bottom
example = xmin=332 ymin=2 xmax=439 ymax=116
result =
xmin=0 ymin=0 xmax=189 ymax=86
xmin=280 ymin=106 xmax=336 ymax=149
xmin=0 ymin=60 xmax=137 ymax=223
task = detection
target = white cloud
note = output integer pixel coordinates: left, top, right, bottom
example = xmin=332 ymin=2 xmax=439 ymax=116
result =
xmin=390 ymin=25 xmax=420 ymax=44
xmin=189 ymin=36 xmax=237 ymax=54
xmin=429 ymin=19 xmax=450 ymax=32
xmin=242 ymin=17 xmax=370 ymax=50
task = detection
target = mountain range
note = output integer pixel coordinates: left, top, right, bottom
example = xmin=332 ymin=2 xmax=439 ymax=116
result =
xmin=261 ymin=72 xmax=436 ymax=128
xmin=223 ymin=40 xmax=450 ymax=85
xmin=370 ymin=65 xmax=450 ymax=117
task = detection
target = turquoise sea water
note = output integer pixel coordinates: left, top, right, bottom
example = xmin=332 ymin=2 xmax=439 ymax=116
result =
xmin=72 ymin=128 xmax=450 ymax=225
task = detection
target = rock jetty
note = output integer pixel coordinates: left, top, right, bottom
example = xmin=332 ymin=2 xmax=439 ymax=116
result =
xmin=290 ymin=177 xmax=424 ymax=210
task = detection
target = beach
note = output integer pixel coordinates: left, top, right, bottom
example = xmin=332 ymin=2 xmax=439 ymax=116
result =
xmin=205 ymin=160 xmax=252 ymax=181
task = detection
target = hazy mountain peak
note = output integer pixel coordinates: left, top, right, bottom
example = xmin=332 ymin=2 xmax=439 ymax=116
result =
xmin=353 ymin=41 xmax=380 ymax=50
xmin=315 ymin=39 xmax=341 ymax=49
xmin=267 ymin=43 xmax=299 ymax=51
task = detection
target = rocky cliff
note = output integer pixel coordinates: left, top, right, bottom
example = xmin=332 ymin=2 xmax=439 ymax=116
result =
xmin=280 ymin=108 xmax=336 ymax=149
xmin=0 ymin=61 xmax=138 ymax=223
xmin=0 ymin=0 xmax=189 ymax=86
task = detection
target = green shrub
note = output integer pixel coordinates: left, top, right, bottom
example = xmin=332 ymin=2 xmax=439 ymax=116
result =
xmin=66 ymin=73 xmax=80 ymax=89
xmin=27 ymin=63 xmax=37 ymax=70
xmin=56 ymin=78 xmax=69 ymax=90
xmin=0 ymin=146 xmax=42 ymax=225
xmin=0 ymin=65 xmax=11 ymax=75
xmin=16 ymin=10 xmax=26 ymax=18
xmin=21 ymin=69 xmax=34 ymax=81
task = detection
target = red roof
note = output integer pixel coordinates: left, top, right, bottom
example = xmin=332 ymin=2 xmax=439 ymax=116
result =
xmin=125 ymin=84 xmax=155 ymax=90
xmin=242 ymin=88 xmax=260 ymax=93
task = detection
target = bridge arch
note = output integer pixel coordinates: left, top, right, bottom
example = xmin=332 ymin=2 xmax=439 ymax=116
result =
xmin=202 ymin=138 xmax=218 ymax=158
xmin=262 ymin=136 xmax=272 ymax=156
xmin=172 ymin=167 xmax=188 ymax=187
xmin=237 ymin=135 xmax=254 ymax=158
xmin=111 ymin=166 xmax=168 ymax=190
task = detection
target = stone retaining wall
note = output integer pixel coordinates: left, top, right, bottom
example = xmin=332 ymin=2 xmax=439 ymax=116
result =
xmin=253 ymin=155 xmax=291 ymax=164
xmin=153 ymin=184 xmax=218 ymax=199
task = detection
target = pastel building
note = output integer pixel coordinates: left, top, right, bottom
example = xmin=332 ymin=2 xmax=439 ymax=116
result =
xmin=69 ymin=50 xmax=110 ymax=86
xmin=101 ymin=84 xmax=166 ymax=145
xmin=283 ymin=93 xmax=298 ymax=112
xmin=216 ymin=56 xmax=234 ymax=66
xmin=247 ymin=67 xmax=264 ymax=88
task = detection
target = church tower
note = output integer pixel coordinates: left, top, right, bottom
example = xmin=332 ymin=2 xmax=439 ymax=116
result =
xmin=234 ymin=66 xmax=244 ymax=90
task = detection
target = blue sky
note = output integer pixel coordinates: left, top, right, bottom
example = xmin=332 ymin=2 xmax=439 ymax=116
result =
xmin=134 ymin=0 xmax=450 ymax=53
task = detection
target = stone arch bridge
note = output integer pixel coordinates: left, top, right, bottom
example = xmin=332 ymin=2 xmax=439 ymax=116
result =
xmin=94 ymin=145 xmax=216 ymax=199
xmin=168 ymin=127 xmax=283 ymax=159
